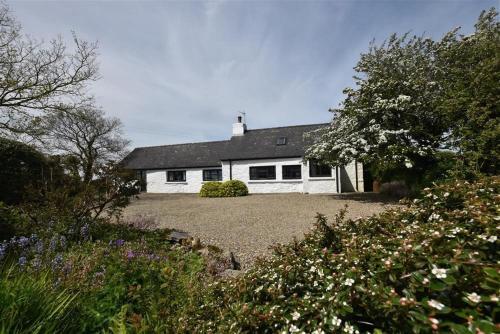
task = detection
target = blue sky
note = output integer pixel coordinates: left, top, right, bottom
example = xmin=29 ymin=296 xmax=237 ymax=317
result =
xmin=9 ymin=0 xmax=497 ymax=147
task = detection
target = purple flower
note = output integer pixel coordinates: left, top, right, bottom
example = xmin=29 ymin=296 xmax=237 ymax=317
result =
xmin=17 ymin=236 xmax=30 ymax=248
xmin=0 ymin=243 xmax=6 ymax=261
xmin=126 ymin=250 xmax=135 ymax=260
xmin=18 ymin=256 xmax=27 ymax=267
xmin=80 ymin=223 xmax=90 ymax=240
xmin=59 ymin=236 xmax=67 ymax=250
xmin=35 ymin=241 xmax=44 ymax=254
xmin=116 ymin=239 xmax=125 ymax=247
xmin=51 ymin=253 xmax=64 ymax=271
xmin=49 ymin=236 xmax=58 ymax=252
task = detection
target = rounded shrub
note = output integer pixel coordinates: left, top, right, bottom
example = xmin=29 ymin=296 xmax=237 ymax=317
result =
xmin=199 ymin=182 xmax=222 ymax=197
xmin=219 ymin=180 xmax=248 ymax=197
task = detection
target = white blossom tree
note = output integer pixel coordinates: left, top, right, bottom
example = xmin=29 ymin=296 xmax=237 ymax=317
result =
xmin=306 ymin=8 xmax=499 ymax=181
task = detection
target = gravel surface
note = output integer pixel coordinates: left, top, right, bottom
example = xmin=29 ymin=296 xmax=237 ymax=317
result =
xmin=122 ymin=193 xmax=397 ymax=268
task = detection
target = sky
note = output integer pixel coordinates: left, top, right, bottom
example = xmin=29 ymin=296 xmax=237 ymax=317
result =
xmin=8 ymin=0 xmax=497 ymax=148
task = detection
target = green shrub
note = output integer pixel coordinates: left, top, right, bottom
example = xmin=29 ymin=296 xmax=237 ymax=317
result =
xmin=185 ymin=177 xmax=499 ymax=333
xmin=219 ymin=180 xmax=248 ymax=197
xmin=200 ymin=180 xmax=248 ymax=197
xmin=199 ymin=181 xmax=223 ymax=197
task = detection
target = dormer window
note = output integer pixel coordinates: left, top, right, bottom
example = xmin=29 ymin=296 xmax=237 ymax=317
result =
xmin=276 ymin=137 xmax=287 ymax=145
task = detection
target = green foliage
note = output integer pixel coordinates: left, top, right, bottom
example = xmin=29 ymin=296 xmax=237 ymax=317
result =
xmin=438 ymin=8 xmax=500 ymax=175
xmin=0 ymin=203 xmax=28 ymax=241
xmin=219 ymin=180 xmax=249 ymax=197
xmin=0 ymin=138 xmax=47 ymax=205
xmin=0 ymin=267 xmax=77 ymax=334
xmin=185 ymin=177 xmax=499 ymax=333
xmin=199 ymin=180 xmax=249 ymax=197
xmin=0 ymin=220 xmax=209 ymax=333
xmin=199 ymin=181 xmax=223 ymax=197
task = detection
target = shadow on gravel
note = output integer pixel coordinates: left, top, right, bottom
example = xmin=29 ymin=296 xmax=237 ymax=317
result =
xmin=329 ymin=192 xmax=401 ymax=204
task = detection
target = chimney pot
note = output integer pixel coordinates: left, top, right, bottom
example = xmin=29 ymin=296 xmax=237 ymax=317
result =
xmin=237 ymin=116 xmax=242 ymax=123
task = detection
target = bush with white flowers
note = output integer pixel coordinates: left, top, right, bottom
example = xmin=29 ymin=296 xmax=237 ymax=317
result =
xmin=183 ymin=177 xmax=499 ymax=333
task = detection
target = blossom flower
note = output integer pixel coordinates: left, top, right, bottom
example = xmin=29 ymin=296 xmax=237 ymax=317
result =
xmin=431 ymin=266 xmax=447 ymax=279
xmin=289 ymin=324 xmax=300 ymax=333
xmin=428 ymin=299 xmax=445 ymax=310
xmin=331 ymin=316 xmax=342 ymax=327
xmin=487 ymin=236 xmax=497 ymax=243
xmin=466 ymin=292 xmax=481 ymax=303
xmin=292 ymin=311 xmax=300 ymax=320
xmin=344 ymin=278 xmax=355 ymax=286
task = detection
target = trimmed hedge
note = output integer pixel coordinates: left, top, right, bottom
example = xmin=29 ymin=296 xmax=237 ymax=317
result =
xmin=199 ymin=180 xmax=248 ymax=197
xmin=199 ymin=182 xmax=222 ymax=197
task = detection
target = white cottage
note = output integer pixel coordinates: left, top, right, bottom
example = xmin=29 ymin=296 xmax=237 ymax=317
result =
xmin=122 ymin=117 xmax=364 ymax=194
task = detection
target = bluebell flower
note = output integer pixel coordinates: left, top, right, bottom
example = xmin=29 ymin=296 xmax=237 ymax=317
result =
xmin=59 ymin=236 xmax=67 ymax=250
xmin=49 ymin=236 xmax=58 ymax=252
xmin=80 ymin=223 xmax=90 ymax=240
xmin=18 ymin=256 xmax=27 ymax=267
xmin=35 ymin=240 xmax=44 ymax=254
xmin=116 ymin=239 xmax=125 ymax=247
xmin=0 ymin=243 xmax=6 ymax=261
xmin=51 ymin=253 xmax=64 ymax=271
xmin=17 ymin=236 xmax=30 ymax=248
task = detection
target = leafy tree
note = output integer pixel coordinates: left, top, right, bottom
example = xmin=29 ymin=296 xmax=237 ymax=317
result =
xmin=437 ymin=8 xmax=500 ymax=175
xmin=0 ymin=4 xmax=98 ymax=138
xmin=0 ymin=137 xmax=47 ymax=204
xmin=306 ymin=8 xmax=499 ymax=185
xmin=44 ymin=104 xmax=129 ymax=183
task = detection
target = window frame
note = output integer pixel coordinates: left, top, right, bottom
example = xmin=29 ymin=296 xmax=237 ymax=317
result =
xmin=249 ymin=166 xmax=276 ymax=180
xmin=282 ymin=165 xmax=302 ymax=180
xmin=309 ymin=161 xmax=332 ymax=178
xmin=202 ymin=168 xmax=222 ymax=181
xmin=276 ymin=137 xmax=287 ymax=145
xmin=166 ymin=170 xmax=186 ymax=182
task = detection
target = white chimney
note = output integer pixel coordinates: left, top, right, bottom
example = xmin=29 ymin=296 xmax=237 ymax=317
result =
xmin=232 ymin=115 xmax=246 ymax=136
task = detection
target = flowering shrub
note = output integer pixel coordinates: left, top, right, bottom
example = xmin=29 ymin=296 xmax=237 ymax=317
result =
xmin=185 ymin=177 xmax=499 ymax=333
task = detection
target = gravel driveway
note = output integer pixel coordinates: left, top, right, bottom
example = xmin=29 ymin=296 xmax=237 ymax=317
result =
xmin=122 ymin=193 xmax=396 ymax=268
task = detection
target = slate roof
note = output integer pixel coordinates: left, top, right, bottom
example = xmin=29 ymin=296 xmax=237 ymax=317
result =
xmin=122 ymin=123 xmax=328 ymax=170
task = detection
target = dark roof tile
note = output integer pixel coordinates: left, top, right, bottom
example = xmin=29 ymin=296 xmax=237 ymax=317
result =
xmin=122 ymin=123 xmax=328 ymax=169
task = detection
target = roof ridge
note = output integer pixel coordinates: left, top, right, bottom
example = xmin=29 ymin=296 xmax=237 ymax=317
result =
xmin=245 ymin=122 xmax=329 ymax=132
xmin=135 ymin=139 xmax=230 ymax=150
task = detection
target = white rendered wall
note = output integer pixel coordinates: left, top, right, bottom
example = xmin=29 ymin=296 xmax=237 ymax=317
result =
xmin=303 ymin=160 xmax=338 ymax=194
xmin=146 ymin=167 xmax=218 ymax=193
xmin=340 ymin=161 xmax=364 ymax=193
xmin=222 ymin=158 xmax=338 ymax=194
xmin=229 ymin=158 xmax=305 ymax=193
xmin=143 ymin=159 xmax=357 ymax=194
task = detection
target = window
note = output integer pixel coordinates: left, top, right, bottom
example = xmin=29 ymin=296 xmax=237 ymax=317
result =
xmin=203 ymin=169 xmax=222 ymax=181
xmin=309 ymin=161 xmax=332 ymax=177
xmin=167 ymin=170 xmax=186 ymax=182
xmin=276 ymin=137 xmax=287 ymax=145
xmin=249 ymin=166 xmax=276 ymax=180
xmin=282 ymin=165 xmax=301 ymax=179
